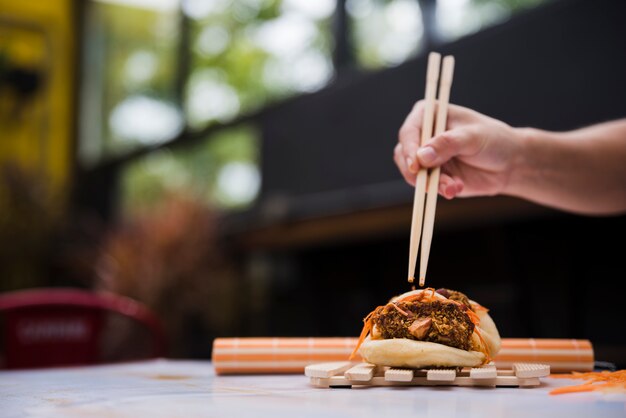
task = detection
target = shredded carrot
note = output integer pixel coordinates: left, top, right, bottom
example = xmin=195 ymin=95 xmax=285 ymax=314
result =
xmin=454 ymin=302 xmax=489 ymax=363
xmin=396 ymin=288 xmax=447 ymax=304
xmin=465 ymin=309 xmax=481 ymax=326
xmin=472 ymin=302 xmax=489 ymax=313
xmin=549 ymin=370 xmax=626 ymax=395
xmin=550 ymin=383 xmax=601 ymax=395
xmin=472 ymin=325 xmax=491 ymax=363
xmin=350 ymin=307 xmax=382 ymax=360
xmin=390 ymin=302 xmax=410 ymax=317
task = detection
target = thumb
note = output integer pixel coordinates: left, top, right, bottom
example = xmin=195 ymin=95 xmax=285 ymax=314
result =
xmin=416 ymin=128 xmax=477 ymax=168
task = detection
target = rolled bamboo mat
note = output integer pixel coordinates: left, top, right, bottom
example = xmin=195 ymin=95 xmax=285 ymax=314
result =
xmin=494 ymin=338 xmax=593 ymax=372
xmin=212 ymin=337 xmax=594 ymax=375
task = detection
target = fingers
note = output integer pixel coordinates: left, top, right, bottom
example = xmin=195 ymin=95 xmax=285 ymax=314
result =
xmin=396 ymin=101 xmax=481 ymax=194
xmin=398 ymin=100 xmax=425 ymax=174
xmin=438 ymin=173 xmax=464 ymax=199
xmin=416 ymin=128 xmax=480 ymax=168
xmin=394 ymin=143 xmax=416 ymax=186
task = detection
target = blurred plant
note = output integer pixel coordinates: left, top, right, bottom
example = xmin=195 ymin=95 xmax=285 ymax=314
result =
xmin=185 ymin=0 xmax=335 ymax=128
xmin=82 ymin=0 xmax=334 ymax=164
xmin=471 ymin=0 xmax=548 ymax=10
xmin=0 ymin=163 xmax=102 ymax=292
xmin=94 ymin=192 xmax=241 ymax=357
xmin=83 ymin=1 xmax=330 ymax=222
xmin=120 ymin=124 xmax=261 ymax=217
xmin=0 ymin=164 xmax=61 ymax=291
xmin=348 ymin=0 xmax=425 ymax=69
xmin=89 ymin=3 xmax=181 ymax=158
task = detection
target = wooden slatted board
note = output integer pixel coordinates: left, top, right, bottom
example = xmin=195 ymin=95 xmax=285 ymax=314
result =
xmin=305 ymin=362 xmax=549 ymax=389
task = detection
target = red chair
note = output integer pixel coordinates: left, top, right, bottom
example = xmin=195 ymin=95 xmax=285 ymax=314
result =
xmin=0 ymin=288 xmax=166 ymax=369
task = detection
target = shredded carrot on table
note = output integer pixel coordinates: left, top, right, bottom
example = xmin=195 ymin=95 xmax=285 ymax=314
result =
xmin=549 ymin=370 xmax=626 ymax=395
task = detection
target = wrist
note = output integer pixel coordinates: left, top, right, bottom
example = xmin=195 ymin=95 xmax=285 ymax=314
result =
xmin=503 ymin=126 xmax=540 ymax=198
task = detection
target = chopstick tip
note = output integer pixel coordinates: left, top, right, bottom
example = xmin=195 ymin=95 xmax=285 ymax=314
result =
xmin=426 ymin=52 xmax=442 ymax=81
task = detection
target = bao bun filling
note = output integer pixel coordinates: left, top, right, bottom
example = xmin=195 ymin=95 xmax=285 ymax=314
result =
xmin=350 ymin=288 xmax=492 ymax=361
xmin=370 ymin=298 xmax=474 ymax=351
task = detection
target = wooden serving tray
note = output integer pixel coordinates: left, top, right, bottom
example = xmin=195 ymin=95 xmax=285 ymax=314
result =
xmin=305 ymin=362 xmax=550 ymax=389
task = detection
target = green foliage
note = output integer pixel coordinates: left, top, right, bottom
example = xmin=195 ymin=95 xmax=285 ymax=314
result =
xmin=96 ymin=4 xmax=179 ymax=154
xmin=121 ymin=124 xmax=260 ymax=215
xmin=89 ymin=0 xmax=334 ymax=215
xmin=470 ymin=0 xmax=548 ymax=10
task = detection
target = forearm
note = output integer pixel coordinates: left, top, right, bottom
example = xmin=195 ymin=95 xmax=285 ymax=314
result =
xmin=505 ymin=120 xmax=626 ymax=215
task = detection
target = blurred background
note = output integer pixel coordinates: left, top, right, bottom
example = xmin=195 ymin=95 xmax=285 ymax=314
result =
xmin=1 ymin=0 xmax=625 ymax=366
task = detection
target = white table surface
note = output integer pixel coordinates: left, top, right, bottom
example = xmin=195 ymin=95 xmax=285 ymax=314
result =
xmin=0 ymin=359 xmax=624 ymax=418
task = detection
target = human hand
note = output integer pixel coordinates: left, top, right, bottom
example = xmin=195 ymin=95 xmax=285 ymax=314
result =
xmin=394 ymin=102 xmax=522 ymax=199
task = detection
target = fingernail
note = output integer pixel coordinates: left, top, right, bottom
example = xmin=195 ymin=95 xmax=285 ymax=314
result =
xmin=406 ymin=158 xmax=415 ymax=173
xmin=445 ymin=184 xmax=456 ymax=199
xmin=417 ymin=147 xmax=437 ymax=164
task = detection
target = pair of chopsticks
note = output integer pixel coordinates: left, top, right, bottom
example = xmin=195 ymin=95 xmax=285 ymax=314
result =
xmin=408 ymin=52 xmax=455 ymax=287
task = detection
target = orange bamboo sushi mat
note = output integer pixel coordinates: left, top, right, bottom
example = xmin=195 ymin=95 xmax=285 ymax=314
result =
xmin=212 ymin=337 xmax=593 ymax=375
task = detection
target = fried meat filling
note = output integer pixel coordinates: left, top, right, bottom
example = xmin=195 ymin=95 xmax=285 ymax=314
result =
xmin=370 ymin=290 xmax=475 ymax=351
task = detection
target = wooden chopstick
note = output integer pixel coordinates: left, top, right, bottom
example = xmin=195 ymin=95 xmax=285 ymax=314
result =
xmin=419 ymin=55 xmax=455 ymax=287
xmin=408 ymin=52 xmax=441 ymax=284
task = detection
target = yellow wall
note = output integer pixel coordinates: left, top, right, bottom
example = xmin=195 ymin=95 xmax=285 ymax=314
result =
xmin=0 ymin=0 xmax=75 ymax=199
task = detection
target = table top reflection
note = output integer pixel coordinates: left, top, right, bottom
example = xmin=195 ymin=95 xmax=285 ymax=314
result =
xmin=0 ymin=360 xmax=624 ymax=418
